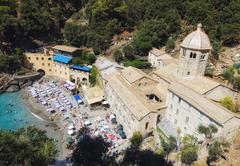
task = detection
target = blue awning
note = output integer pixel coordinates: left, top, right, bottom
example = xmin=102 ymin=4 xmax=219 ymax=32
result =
xmin=74 ymin=95 xmax=82 ymax=101
xmin=70 ymin=65 xmax=91 ymax=72
xmin=53 ymin=54 xmax=72 ymax=64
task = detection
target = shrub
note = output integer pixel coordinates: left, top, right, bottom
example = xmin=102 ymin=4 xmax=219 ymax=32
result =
xmin=124 ymin=60 xmax=151 ymax=69
xmin=165 ymin=37 xmax=175 ymax=53
xmin=220 ymin=96 xmax=237 ymax=113
xmin=180 ymin=146 xmax=198 ymax=165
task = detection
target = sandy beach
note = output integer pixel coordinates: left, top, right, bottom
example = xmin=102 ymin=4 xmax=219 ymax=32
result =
xmin=20 ymin=88 xmax=67 ymax=160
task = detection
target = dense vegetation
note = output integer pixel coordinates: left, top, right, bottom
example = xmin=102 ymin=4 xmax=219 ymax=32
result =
xmin=72 ymin=129 xmax=171 ymax=165
xmin=0 ymin=126 xmax=58 ymax=166
xmin=0 ymin=0 xmax=239 ymax=72
xmin=63 ymin=0 xmax=240 ymax=55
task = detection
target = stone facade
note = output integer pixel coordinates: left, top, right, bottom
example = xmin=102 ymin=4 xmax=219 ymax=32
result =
xmin=177 ymin=48 xmax=209 ymax=78
xmin=148 ymin=48 xmax=173 ymax=69
xmin=105 ymin=67 xmax=165 ymax=137
xmin=154 ymin=24 xmax=240 ymax=141
xmin=25 ymin=46 xmax=90 ymax=86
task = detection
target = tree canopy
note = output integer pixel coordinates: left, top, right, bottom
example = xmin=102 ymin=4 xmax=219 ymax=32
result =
xmin=197 ymin=124 xmax=218 ymax=139
xmin=220 ymin=96 xmax=238 ymax=113
xmin=0 ymin=126 xmax=58 ymax=166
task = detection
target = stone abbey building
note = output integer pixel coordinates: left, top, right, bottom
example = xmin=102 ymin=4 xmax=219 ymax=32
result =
xmin=104 ymin=24 xmax=240 ymax=141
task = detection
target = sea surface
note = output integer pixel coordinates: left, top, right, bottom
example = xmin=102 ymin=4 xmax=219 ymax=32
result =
xmin=0 ymin=91 xmax=62 ymax=139
xmin=0 ymin=91 xmax=44 ymax=130
xmin=0 ymin=91 xmax=65 ymax=161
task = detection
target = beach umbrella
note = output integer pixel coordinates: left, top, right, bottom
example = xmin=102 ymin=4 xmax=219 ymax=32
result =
xmin=102 ymin=101 xmax=108 ymax=105
xmin=68 ymin=124 xmax=75 ymax=129
xmin=67 ymin=130 xmax=74 ymax=135
xmin=84 ymin=120 xmax=91 ymax=126
xmin=59 ymin=107 xmax=65 ymax=111
xmin=110 ymin=114 xmax=116 ymax=119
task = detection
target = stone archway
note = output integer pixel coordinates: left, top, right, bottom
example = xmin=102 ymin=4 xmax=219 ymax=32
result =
xmin=82 ymin=77 xmax=88 ymax=85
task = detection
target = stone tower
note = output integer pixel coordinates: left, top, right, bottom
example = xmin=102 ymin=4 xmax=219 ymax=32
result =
xmin=177 ymin=24 xmax=212 ymax=78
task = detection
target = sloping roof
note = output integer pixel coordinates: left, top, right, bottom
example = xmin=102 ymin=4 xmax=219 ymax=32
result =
xmin=154 ymin=63 xmax=178 ymax=83
xmin=53 ymin=54 xmax=72 ymax=64
xmin=121 ymin=67 xmax=154 ymax=84
xmin=108 ymin=67 xmax=165 ymax=121
xmin=52 ymin=45 xmax=80 ymax=53
xmin=169 ymin=82 xmax=235 ymax=125
xmin=177 ymin=76 xmax=220 ymax=95
xmin=150 ymin=48 xmax=165 ymax=56
xmin=181 ymin=24 xmax=212 ymax=50
xmin=153 ymin=64 xmax=220 ymax=95
xmin=109 ymin=74 xmax=152 ymax=120
xmin=96 ymin=60 xmax=113 ymax=70
xmin=70 ymin=65 xmax=91 ymax=72
xmin=85 ymin=86 xmax=104 ymax=105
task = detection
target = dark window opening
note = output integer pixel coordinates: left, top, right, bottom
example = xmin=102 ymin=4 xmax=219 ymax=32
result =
xmin=145 ymin=122 xmax=149 ymax=130
xmin=146 ymin=94 xmax=161 ymax=102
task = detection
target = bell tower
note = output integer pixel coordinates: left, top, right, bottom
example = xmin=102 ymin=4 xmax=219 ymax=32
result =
xmin=177 ymin=24 xmax=212 ymax=78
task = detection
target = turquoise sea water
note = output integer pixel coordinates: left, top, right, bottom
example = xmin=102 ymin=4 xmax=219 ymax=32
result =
xmin=0 ymin=91 xmax=45 ymax=130
xmin=0 ymin=91 xmax=64 ymax=160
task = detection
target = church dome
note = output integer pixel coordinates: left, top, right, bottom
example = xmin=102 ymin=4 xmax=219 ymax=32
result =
xmin=181 ymin=24 xmax=212 ymax=50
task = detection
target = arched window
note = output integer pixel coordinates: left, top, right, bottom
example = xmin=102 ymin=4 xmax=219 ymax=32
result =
xmin=190 ymin=52 xmax=193 ymax=58
xmin=193 ymin=53 xmax=196 ymax=58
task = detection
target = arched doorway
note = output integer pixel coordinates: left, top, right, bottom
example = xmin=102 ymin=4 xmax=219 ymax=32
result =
xmin=37 ymin=69 xmax=45 ymax=76
xmin=82 ymin=77 xmax=88 ymax=85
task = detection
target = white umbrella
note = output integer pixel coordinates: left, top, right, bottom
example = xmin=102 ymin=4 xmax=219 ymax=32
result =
xmin=47 ymin=108 xmax=53 ymax=112
xmin=102 ymin=101 xmax=108 ymax=105
xmin=110 ymin=114 xmax=116 ymax=119
xmin=68 ymin=124 xmax=75 ymax=129
xmin=84 ymin=121 xmax=91 ymax=125
xmin=103 ymin=125 xmax=109 ymax=129
xmin=67 ymin=130 xmax=74 ymax=135
xmin=59 ymin=107 xmax=65 ymax=111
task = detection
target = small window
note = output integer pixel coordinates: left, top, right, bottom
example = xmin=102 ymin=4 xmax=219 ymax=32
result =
xmin=60 ymin=71 xmax=62 ymax=74
xmin=41 ymin=57 xmax=44 ymax=60
xmin=201 ymin=55 xmax=205 ymax=59
xmin=190 ymin=52 xmax=196 ymax=58
xmin=187 ymin=72 xmax=190 ymax=75
xmin=185 ymin=116 xmax=189 ymax=124
xmin=42 ymin=63 xmax=44 ymax=66
xmin=145 ymin=122 xmax=149 ymax=130
xmin=48 ymin=63 xmax=50 ymax=66
xmin=49 ymin=69 xmax=52 ymax=72
xmin=170 ymin=104 xmax=173 ymax=110
xmin=138 ymin=83 xmax=141 ymax=87
xmin=182 ymin=49 xmax=186 ymax=57
xmin=65 ymin=72 xmax=67 ymax=75
xmin=48 ymin=57 xmax=52 ymax=60
xmin=178 ymin=98 xmax=181 ymax=103
xmin=176 ymin=109 xmax=179 ymax=115
xmin=36 ymin=57 xmax=39 ymax=60
xmin=28 ymin=57 xmax=31 ymax=60
xmin=190 ymin=52 xmax=193 ymax=58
